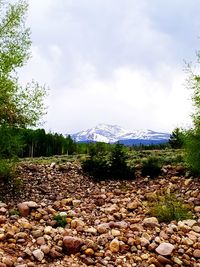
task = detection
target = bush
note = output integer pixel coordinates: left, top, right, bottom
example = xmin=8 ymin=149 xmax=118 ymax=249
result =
xmin=149 ymin=193 xmax=192 ymax=223
xmin=141 ymin=156 xmax=162 ymax=178
xmin=0 ymin=160 xmax=16 ymax=182
xmin=82 ymin=156 xmax=110 ymax=180
xmin=108 ymin=144 xmax=134 ymax=179
xmin=82 ymin=144 xmax=135 ymax=180
xmin=53 ymin=214 xmax=67 ymax=228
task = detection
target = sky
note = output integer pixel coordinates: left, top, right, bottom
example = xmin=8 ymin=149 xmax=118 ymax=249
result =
xmin=19 ymin=0 xmax=200 ymax=134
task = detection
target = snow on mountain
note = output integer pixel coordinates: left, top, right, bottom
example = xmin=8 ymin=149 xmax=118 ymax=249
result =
xmin=70 ymin=124 xmax=170 ymax=144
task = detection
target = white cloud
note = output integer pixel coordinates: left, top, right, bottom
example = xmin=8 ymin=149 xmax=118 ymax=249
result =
xmin=17 ymin=0 xmax=197 ymax=133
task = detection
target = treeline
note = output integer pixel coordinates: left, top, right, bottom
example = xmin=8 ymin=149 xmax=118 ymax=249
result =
xmin=0 ymin=125 xmax=186 ymax=159
xmin=0 ymin=127 xmax=114 ymax=158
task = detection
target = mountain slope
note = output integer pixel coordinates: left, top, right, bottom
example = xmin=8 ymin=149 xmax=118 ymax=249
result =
xmin=70 ymin=124 xmax=170 ymax=144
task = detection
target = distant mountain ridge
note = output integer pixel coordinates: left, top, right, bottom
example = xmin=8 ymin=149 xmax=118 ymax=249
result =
xmin=70 ymin=124 xmax=170 ymax=145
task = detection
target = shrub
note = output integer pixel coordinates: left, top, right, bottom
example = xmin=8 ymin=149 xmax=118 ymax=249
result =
xmin=149 ymin=193 xmax=192 ymax=223
xmin=82 ymin=156 xmax=110 ymax=180
xmin=53 ymin=214 xmax=67 ymax=228
xmin=110 ymin=143 xmax=134 ymax=179
xmin=82 ymin=144 xmax=135 ymax=180
xmin=141 ymin=156 xmax=162 ymax=178
xmin=0 ymin=160 xmax=16 ymax=182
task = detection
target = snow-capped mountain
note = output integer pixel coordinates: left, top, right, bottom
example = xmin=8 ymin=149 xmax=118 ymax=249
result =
xmin=70 ymin=124 xmax=170 ymax=145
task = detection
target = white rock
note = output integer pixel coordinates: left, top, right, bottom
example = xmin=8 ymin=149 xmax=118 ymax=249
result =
xmin=32 ymin=249 xmax=44 ymax=261
xmin=156 ymin=242 xmax=175 ymax=256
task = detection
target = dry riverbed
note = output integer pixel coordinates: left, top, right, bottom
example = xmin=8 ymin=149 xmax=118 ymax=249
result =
xmin=0 ymin=162 xmax=199 ymax=267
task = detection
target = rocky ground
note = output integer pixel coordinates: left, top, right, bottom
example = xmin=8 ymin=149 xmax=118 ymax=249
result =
xmin=0 ymin=162 xmax=199 ymax=267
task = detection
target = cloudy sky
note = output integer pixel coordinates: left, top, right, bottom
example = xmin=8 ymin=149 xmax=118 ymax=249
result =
xmin=19 ymin=0 xmax=200 ymax=134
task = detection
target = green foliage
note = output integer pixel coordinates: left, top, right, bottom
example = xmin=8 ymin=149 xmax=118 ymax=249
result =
xmin=110 ymin=143 xmax=134 ymax=179
xmin=0 ymin=159 xmax=15 ymax=182
xmin=82 ymin=143 xmax=135 ymax=180
xmin=169 ymin=128 xmax=185 ymax=149
xmin=9 ymin=208 xmax=20 ymax=216
xmin=149 ymin=193 xmax=192 ymax=223
xmin=0 ymin=0 xmax=47 ymax=164
xmin=184 ymin=54 xmax=200 ymax=175
xmin=53 ymin=214 xmax=67 ymax=228
xmin=141 ymin=156 xmax=162 ymax=178
xmin=0 ymin=126 xmax=22 ymax=158
xmin=82 ymin=155 xmax=110 ymax=180
xmin=0 ymin=0 xmax=47 ymax=128
xmin=184 ymin=128 xmax=200 ymax=175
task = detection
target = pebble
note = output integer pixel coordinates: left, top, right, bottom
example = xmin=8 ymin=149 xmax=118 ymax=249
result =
xmin=109 ymin=238 xmax=120 ymax=253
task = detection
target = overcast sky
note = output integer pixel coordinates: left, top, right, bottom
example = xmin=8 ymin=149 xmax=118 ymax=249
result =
xmin=19 ymin=0 xmax=200 ymax=134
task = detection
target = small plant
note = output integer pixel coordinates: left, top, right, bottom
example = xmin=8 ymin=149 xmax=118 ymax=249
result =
xmin=9 ymin=208 xmax=20 ymax=216
xmin=149 ymin=193 xmax=192 ymax=223
xmin=141 ymin=156 xmax=162 ymax=178
xmin=53 ymin=214 xmax=67 ymax=228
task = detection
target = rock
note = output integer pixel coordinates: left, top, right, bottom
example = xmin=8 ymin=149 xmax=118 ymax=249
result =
xmin=0 ymin=215 xmax=6 ymax=224
xmin=140 ymin=237 xmax=150 ymax=247
xmin=44 ymin=226 xmax=53 ymax=234
xmin=111 ymin=229 xmax=121 ymax=237
xmin=71 ymin=218 xmax=85 ymax=228
xmin=2 ymin=257 xmax=13 ymax=267
xmin=72 ymin=200 xmax=81 ymax=206
xmin=143 ymin=217 xmax=159 ymax=227
xmin=17 ymin=203 xmax=30 ymax=217
xmin=32 ymin=229 xmax=43 ymax=237
xmin=109 ymin=238 xmax=120 ymax=253
xmin=157 ymin=255 xmax=173 ymax=265
xmin=181 ymin=219 xmax=196 ymax=227
xmin=50 ymin=162 xmax=56 ymax=168
xmin=194 ymin=206 xmax=200 ymax=212
xmin=32 ymin=249 xmax=44 ymax=261
xmin=24 ymin=201 xmax=38 ymax=208
xmin=63 ymin=236 xmax=84 ymax=254
xmin=184 ymin=179 xmax=193 ymax=186
xmin=193 ymin=249 xmax=200 ymax=258
xmin=49 ymin=247 xmax=63 ymax=258
xmin=41 ymin=244 xmax=51 ymax=254
xmin=192 ymin=225 xmax=200 ymax=232
xmin=97 ymin=223 xmax=110 ymax=234
xmin=155 ymin=242 xmax=175 ymax=256
xmin=105 ymin=204 xmax=119 ymax=214
xmin=85 ymin=227 xmax=97 ymax=234
xmin=84 ymin=248 xmax=95 ymax=256
xmin=127 ymin=201 xmax=139 ymax=210
xmin=172 ymin=256 xmax=183 ymax=265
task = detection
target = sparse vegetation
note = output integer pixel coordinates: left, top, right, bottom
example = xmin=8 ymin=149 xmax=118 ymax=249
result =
xmin=53 ymin=214 xmax=67 ymax=228
xmin=141 ymin=156 xmax=162 ymax=178
xmin=149 ymin=193 xmax=193 ymax=223
xmin=82 ymin=143 xmax=135 ymax=180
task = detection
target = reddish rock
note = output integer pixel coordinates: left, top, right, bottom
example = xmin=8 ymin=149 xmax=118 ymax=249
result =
xmin=17 ymin=203 xmax=30 ymax=217
xmin=157 ymin=255 xmax=173 ymax=264
xmin=63 ymin=236 xmax=84 ymax=254
xmin=0 ymin=215 xmax=6 ymax=224
xmin=193 ymin=249 xmax=200 ymax=258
